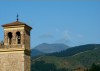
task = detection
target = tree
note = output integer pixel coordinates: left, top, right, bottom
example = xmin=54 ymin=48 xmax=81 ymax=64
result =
xmin=89 ymin=63 xmax=100 ymax=71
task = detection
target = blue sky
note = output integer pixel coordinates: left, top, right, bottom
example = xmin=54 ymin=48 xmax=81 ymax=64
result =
xmin=0 ymin=1 xmax=100 ymax=48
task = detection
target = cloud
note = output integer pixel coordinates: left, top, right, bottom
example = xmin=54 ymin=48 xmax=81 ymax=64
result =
xmin=77 ymin=34 xmax=84 ymax=38
xmin=52 ymin=28 xmax=85 ymax=46
xmin=56 ymin=38 xmax=69 ymax=44
xmin=38 ymin=33 xmax=54 ymax=39
xmin=55 ymin=30 xmax=84 ymax=46
xmin=63 ymin=30 xmax=69 ymax=39
xmin=55 ymin=30 xmax=70 ymax=44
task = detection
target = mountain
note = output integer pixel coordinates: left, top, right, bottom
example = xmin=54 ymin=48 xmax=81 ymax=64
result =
xmin=31 ymin=43 xmax=69 ymax=57
xmin=31 ymin=49 xmax=44 ymax=57
xmin=48 ymin=44 xmax=98 ymax=57
xmin=31 ymin=44 xmax=100 ymax=71
xmin=32 ymin=43 xmax=69 ymax=53
xmin=65 ymin=44 xmax=100 ymax=69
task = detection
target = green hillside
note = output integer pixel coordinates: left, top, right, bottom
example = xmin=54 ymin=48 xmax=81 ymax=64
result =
xmin=31 ymin=44 xmax=100 ymax=71
xmin=48 ymin=44 xmax=99 ymax=57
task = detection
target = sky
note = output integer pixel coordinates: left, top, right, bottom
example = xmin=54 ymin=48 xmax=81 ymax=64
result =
xmin=0 ymin=1 xmax=100 ymax=48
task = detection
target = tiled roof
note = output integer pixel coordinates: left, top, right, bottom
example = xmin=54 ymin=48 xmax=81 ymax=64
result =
xmin=2 ymin=21 xmax=32 ymax=29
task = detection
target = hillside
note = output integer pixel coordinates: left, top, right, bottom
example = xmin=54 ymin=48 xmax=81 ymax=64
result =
xmin=31 ymin=44 xmax=100 ymax=71
xmin=48 ymin=44 xmax=99 ymax=57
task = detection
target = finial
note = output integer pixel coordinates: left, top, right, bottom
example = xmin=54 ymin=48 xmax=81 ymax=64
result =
xmin=16 ymin=14 xmax=19 ymax=21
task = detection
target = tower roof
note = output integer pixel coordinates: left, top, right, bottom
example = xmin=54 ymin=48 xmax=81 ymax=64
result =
xmin=2 ymin=21 xmax=32 ymax=30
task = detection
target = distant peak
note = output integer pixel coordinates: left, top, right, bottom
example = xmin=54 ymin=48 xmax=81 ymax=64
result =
xmin=42 ymin=43 xmax=48 ymax=45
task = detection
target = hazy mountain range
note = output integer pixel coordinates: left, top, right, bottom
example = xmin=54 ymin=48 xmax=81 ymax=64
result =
xmin=31 ymin=43 xmax=69 ymax=57
xmin=31 ymin=44 xmax=100 ymax=71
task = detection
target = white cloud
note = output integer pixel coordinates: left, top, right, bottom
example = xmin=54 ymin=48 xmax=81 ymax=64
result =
xmin=55 ymin=30 xmax=71 ymax=44
xmin=38 ymin=32 xmax=54 ymax=39
xmin=77 ymin=34 xmax=84 ymax=38
xmin=55 ymin=30 xmax=84 ymax=46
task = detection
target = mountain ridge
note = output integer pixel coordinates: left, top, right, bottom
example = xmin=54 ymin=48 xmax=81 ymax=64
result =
xmin=31 ymin=44 xmax=100 ymax=71
xmin=31 ymin=43 xmax=69 ymax=57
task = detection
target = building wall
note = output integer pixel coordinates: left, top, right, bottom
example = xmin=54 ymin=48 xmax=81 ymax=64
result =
xmin=24 ymin=54 xmax=31 ymax=71
xmin=1 ymin=25 xmax=31 ymax=71
xmin=0 ymin=50 xmax=24 ymax=71
xmin=24 ymin=29 xmax=30 ymax=50
xmin=3 ymin=27 xmax=25 ymax=45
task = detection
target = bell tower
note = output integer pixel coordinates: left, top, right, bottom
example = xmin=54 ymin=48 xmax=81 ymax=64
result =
xmin=0 ymin=18 xmax=32 ymax=71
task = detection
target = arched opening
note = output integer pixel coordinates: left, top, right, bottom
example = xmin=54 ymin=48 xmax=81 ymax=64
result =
xmin=16 ymin=32 xmax=21 ymax=44
xmin=8 ymin=32 xmax=12 ymax=45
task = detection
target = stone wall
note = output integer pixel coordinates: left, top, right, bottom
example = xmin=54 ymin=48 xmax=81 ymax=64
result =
xmin=24 ymin=54 xmax=31 ymax=71
xmin=4 ymin=27 xmax=25 ymax=45
xmin=1 ymin=24 xmax=31 ymax=71
xmin=0 ymin=50 xmax=24 ymax=71
xmin=24 ymin=29 xmax=30 ymax=50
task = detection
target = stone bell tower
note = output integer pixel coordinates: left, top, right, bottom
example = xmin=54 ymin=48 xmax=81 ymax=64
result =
xmin=0 ymin=16 xmax=32 ymax=71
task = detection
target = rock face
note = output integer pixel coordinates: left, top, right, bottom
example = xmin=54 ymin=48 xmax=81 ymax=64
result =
xmin=0 ymin=21 xmax=32 ymax=71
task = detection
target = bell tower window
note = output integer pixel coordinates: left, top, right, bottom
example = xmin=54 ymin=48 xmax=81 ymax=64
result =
xmin=8 ymin=32 xmax=12 ymax=45
xmin=16 ymin=32 xmax=21 ymax=44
